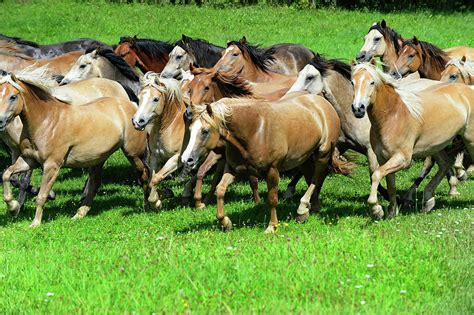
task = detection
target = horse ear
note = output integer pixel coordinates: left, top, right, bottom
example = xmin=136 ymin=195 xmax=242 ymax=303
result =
xmin=461 ymin=55 xmax=467 ymax=62
xmin=189 ymin=63 xmax=199 ymax=75
xmin=381 ymin=20 xmax=386 ymax=28
xmin=91 ymin=49 xmax=99 ymax=58
xmin=350 ymin=59 xmax=357 ymax=67
xmin=413 ymin=36 xmax=419 ymax=45
xmin=370 ymin=58 xmax=377 ymax=66
xmin=240 ymin=36 xmax=247 ymax=45
xmin=206 ymin=104 xmax=213 ymax=117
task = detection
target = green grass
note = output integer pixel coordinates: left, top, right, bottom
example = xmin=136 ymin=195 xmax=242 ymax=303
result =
xmin=0 ymin=1 xmax=473 ymax=313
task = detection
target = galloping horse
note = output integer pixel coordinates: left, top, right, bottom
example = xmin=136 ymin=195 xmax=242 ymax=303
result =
xmin=161 ymin=34 xmax=224 ymax=79
xmin=440 ymin=57 xmax=474 ymax=85
xmin=0 ymin=33 xmax=111 ymax=58
xmin=115 ymin=36 xmax=174 ymax=74
xmin=60 ymin=47 xmax=141 ymax=94
xmin=390 ymin=36 xmax=449 ymax=80
xmin=131 ymin=73 xmax=187 ymax=210
xmin=351 ymin=62 xmax=474 ymax=219
xmin=181 ymin=93 xmax=351 ymax=233
xmin=0 ymin=71 xmax=149 ymax=227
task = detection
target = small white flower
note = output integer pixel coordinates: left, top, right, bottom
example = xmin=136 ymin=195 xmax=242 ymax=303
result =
xmin=367 ymin=264 xmax=374 ymax=268
xmin=226 ymin=246 xmax=236 ymax=251
xmin=365 ymin=274 xmax=371 ymax=279
xmin=360 ymin=300 xmax=366 ymax=305
xmin=156 ymin=236 xmax=166 ymax=241
xmin=355 ymin=285 xmax=363 ymax=289
xmin=46 ymin=292 xmax=54 ymax=297
xmin=400 ymin=290 xmax=407 ymax=294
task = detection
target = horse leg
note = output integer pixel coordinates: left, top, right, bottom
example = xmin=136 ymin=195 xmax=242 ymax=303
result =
xmin=17 ymin=170 xmax=33 ymax=210
xmin=193 ymin=151 xmax=222 ymax=209
xmin=385 ymin=173 xmax=399 ymax=219
xmin=282 ymin=171 xmax=303 ymax=200
xmin=123 ymin=148 xmax=151 ymax=210
xmin=249 ymin=176 xmax=261 ymax=204
xmin=203 ymin=157 xmax=226 ymax=206
xmin=447 ymin=168 xmax=460 ymax=196
xmin=367 ymin=147 xmax=389 ymax=200
xmin=264 ymin=167 xmax=280 ymax=234
xmin=422 ymin=151 xmax=452 ymax=213
xmin=401 ymin=156 xmax=434 ymax=208
xmin=2 ymin=157 xmax=35 ymax=217
xmin=453 ymin=152 xmax=467 ymax=181
xmin=368 ymin=153 xmax=409 ymax=220
xmin=72 ymin=163 xmax=104 ymax=220
xmin=181 ymin=175 xmax=196 ymax=204
xmin=216 ymin=164 xmax=235 ymax=232
xmin=29 ymin=160 xmax=61 ymax=228
xmin=147 ymin=154 xmax=179 ymax=210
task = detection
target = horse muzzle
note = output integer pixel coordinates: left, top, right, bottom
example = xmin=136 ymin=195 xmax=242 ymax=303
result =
xmin=390 ymin=70 xmax=403 ymax=80
xmin=131 ymin=117 xmax=147 ymax=131
xmin=356 ymin=51 xmax=372 ymax=62
xmin=352 ymin=103 xmax=366 ymax=119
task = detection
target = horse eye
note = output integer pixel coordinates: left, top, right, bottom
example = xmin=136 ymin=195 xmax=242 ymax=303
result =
xmin=153 ymin=97 xmax=160 ymax=103
xmin=369 ymin=81 xmax=375 ymax=86
xmin=408 ymin=54 xmax=415 ymax=59
xmin=232 ymin=53 xmax=239 ymax=57
xmin=176 ymin=55 xmax=182 ymax=60
xmin=449 ymin=74 xmax=458 ymax=81
xmin=374 ymin=37 xmax=381 ymax=42
xmin=351 ymin=81 xmax=355 ymax=86
xmin=204 ymin=86 xmax=210 ymax=91
xmin=202 ymin=128 xmax=209 ymax=136
xmin=9 ymin=94 xmax=17 ymax=101
xmin=306 ymin=75 xmax=315 ymax=81
xmin=79 ymin=64 xmax=87 ymax=69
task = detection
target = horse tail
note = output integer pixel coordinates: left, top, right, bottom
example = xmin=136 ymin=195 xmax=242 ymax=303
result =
xmin=329 ymin=150 xmax=355 ymax=176
xmin=119 ymin=82 xmax=139 ymax=104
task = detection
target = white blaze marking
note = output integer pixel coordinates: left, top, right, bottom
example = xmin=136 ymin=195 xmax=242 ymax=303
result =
xmin=181 ymin=120 xmax=203 ymax=163
xmin=135 ymin=89 xmax=152 ymax=119
xmin=353 ymin=73 xmax=368 ymax=108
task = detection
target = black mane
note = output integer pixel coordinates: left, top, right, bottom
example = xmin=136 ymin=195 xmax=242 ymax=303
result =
xmin=119 ymin=36 xmax=174 ymax=60
xmin=0 ymin=33 xmax=39 ymax=48
xmin=86 ymin=47 xmax=139 ymax=82
xmin=226 ymin=40 xmax=276 ymax=73
xmin=177 ymin=35 xmax=224 ymax=68
xmin=404 ymin=38 xmax=448 ymax=70
xmin=213 ymin=71 xmax=253 ymax=97
xmin=368 ymin=21 xmax=403 ymax=54
xmin=309 ymin=54 xmax=351 ymax=80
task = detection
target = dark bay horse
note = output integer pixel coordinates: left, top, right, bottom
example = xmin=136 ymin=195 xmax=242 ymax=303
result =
xmin=115 ymin=36 xmax=175 ymax=74
xmin=161 ymin=34 xmax=224 ymax=79
xmin=0 ymin=33 xmax=111 ymax=59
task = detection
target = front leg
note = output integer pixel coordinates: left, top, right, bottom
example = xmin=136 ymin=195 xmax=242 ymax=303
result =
xmin=147 ymin=154 xmax=180 ymax=210
xmin=72 ymin=163 xmax=104 ymax=220
xmin=2 ymin=156 xmax=36 ymax=217
xmin=368 ymin=153 xmax=409 ymax=220
xmin=265 ymin=167 xmax=280 ymax=234
xmin=193 ymin=151 xmax=222 ymax=209
xmin=216 ymin=164 xmax=235 ymax=231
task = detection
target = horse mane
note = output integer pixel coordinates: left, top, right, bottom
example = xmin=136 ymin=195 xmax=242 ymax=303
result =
xmin=0 ymin=67 xmax=58 ymax=102
xmin=446 ymin=58 xmax=474 ymax=77
xmin=0 ymin=33 xmax=39 ymax=48
xmin=192 ymin=100 xmax=232 ymax=130
xmin=226 ymin=40 xmax=276 ymax=73
xmin=310 ymin=54 xmax=351 ymax=80
xmin=86 ymin=47 xmax=139 ymax=82
xmin=177 ymin=35 xmax=224 ymax=68
xmin=141 ymin=72 xmax=183 ymax=108
xmin=369 ymin=21 xmax=403 ymax=54
xmin=405 ymin=38 xmax=449 ymax=70
xmin=0 ymin=40 xmax=32 ymax=59
xmin=353 ymin=63 xmax=423 ymax=121
xmin=119 ymin=36 xmax=174 ymax=61
xmin=213 ymin=71 xmax=254 ymax=98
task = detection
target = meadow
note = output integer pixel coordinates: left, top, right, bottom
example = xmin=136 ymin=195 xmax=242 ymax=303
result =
xmin=0 ymin=1 xmax=473 ymax=313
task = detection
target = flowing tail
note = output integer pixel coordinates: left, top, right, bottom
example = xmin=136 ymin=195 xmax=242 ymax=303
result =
xmin=329 ymin=151 xmax=356 ymax=176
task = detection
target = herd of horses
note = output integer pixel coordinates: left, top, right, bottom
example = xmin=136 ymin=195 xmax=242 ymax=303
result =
xmin=0 ymin=19 xmax=473 ymax=231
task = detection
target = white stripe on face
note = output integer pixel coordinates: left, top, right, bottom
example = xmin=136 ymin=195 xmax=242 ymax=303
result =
xmin=181 ymin=119 xmax=203 ymax=164
xmin=353 ymin=73 xmax=367 ymax=106
xmin=0 ymin=86 xmax=6 ymax=100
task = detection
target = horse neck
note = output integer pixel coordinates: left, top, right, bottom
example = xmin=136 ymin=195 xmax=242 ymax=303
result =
xmin=103 ymin=60 xmax=140 ymax=94
xmin=323 ymin=71 xmax=354 ymax=117
xmin=240 ymin=61 xmax=285 ymax=83
xmin=381 ymin=37 xmax=400 ymax=72
xmin=368 ymin=83 xmax=414 ymax=136
xmin=419 ymin=48 xmax=448 ymax=80
xmin=154 ymin=95 xmax=185 ymax=135
xmin=137 ymin=50 xmax=168 ymax=73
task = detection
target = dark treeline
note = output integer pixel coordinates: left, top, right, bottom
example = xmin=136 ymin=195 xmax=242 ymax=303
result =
xmin=105 ymin=0 xmax=472 ymax=11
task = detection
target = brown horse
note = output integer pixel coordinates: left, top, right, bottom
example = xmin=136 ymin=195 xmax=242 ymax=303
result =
xmin=115 ymin=36 xmax=175 ymax=74
xmin=0 ymin=71 xmax=149 ymax=227
xmin=181 ymin=92 xmax=351 ymax=233
xmin=0 ymin=50 xmax=83 ymax=78
xmin=440 ymin=57 xmax=474 ymax=85
xmin=352 ymin=62 xmax=474 ymax=219
xmin=390 ymin=36 xmax=449 ymax=80
xmin=213 ymin=39 xmax=297 ymax=86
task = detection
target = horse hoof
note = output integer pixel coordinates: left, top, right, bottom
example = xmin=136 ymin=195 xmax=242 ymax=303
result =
xmin=264 ymin=225 xmax=276 ymax=234
xmin=296 ymin=211 xmax=309 ymax=223
xmin=48 ymin=190 xmax=56 ymax=200
xmin=371 ymin=205 xmax=384 ymax=220
xmin=8 ymin=200 xmax=20 ymax=216
xmin=467 ymin=165 xmax=474 ymax=173
xmin=29 ymin=220 xmax=41 ymax=228
xmin=422 ymin=197 xmax=435 ymax=213
xmin=449 ymin=190 xmax=461 ymax=197
xmin=151 ymin=200 xmax=162 ymax=211
xmin=220 ymin=216 xmax=232 ymax=232
xmin=72 ymin=206 xmax=90 ymax=220
xmin=195 ymin=202 xmax=206 ymax=210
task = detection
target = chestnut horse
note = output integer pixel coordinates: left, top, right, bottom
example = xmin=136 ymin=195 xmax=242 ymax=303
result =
xmin=161 ymin=34 xmax=224 ymax=79
xmin=0 ymin=72 xmax=149 ymax=227
xmin=181 ymin=93 xmax=351 ymax=233
xmin=351 ymin=63 xmax=474 ymax=219
xmin=0 ymin=33 xmax=111 ymax=58
xmin=115 ymin=36 xmax=174 ymax=74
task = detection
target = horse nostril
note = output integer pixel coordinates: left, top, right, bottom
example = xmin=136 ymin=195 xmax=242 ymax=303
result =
xmin=360 ymin=104 xmax=365 ymax=110
xmin=186 ymin=158 xmax=195 ymax=166
xmin=138 ymin=118 xmax=145 ymax=124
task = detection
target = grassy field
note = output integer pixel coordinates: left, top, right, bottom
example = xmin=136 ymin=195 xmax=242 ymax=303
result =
xmin=0 ymin=1 xmax=473 ymax=313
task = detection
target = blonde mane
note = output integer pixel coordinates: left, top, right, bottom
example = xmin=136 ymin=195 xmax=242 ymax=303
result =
xmin=141 ymin=71 xmax=183 ymax=106
xmin=446 ymin=58 xmax=474 ymax=78
xmin=191 ymin=100 xmax=232 ymax=130
xmin=354 ymin=63 xmax=424 ymax=121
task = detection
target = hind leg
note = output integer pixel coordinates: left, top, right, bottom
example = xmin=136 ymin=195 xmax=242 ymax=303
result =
xmin=402 ymin=156 xmax=434 ymax=208
xmin=422 ymin=151 xmax=452 ymax=213
xmin=283 ymin=172 xmax=303 ymax=200
xmin=3 ymin=157 xmax=36 ymax=217
xmin=385 ymin=173 xmax=399 ymax=219
xmin=123 ymin=152 xmax=151 ymax=211
xmin=249 ymin=176 xmax=261 ymax=204
xmin=264 ymin=167 xmax=280 ymax=234
xmin=72 ymin=164 xmax=104 ymax=220
xmin=216 ymin=164 xmax=235 ymax=232
xmin=203 ymin=157 xmax=226 ymax=206
xmin=17 ymin=170 xmax=33 ymax=211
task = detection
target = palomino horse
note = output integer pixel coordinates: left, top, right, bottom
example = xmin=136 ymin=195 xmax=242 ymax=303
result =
xmin=131 ymin=73 xmax=187 ymax=210
xmin=390 ymin=36 xmax=449 ymax=80
xmin=0 ymin=71 xmax=149 ymax=227
xmin=0 ymin=50 xmax=83 ymax=78
xmin=60 ymin=47 xmax=141 ymax=94
xmin=161 ymin=34 xmax=224 ymax=80
xmin=0 ymin=33 xmax=111 ymax=59
xmin=181 ymin=93 xmax=352 ymax=233
xmin=351 ymin=63 xmax=474 ymax=219
xmin=357 ymin=20 xmax=474 ymax=72
xmin=115 ymin=36 xmax=175 ymax=74
xmin=440 ymin=57 xmax=474 ymax=85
